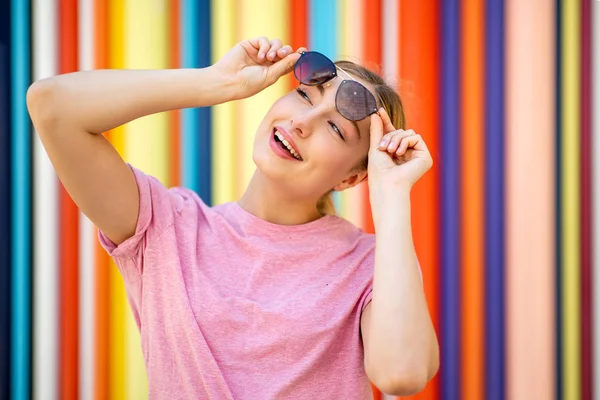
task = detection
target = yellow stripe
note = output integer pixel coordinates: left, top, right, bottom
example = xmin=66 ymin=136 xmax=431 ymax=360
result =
xmin=236 ymin=0 xmax=290 ymax=194
xmin=561 ymin=0 xmax=581 ymax=398
xmin=211 ymin=0 xmax=237 ymax=204
xmin=108 ymin=0 xmax=127 ymax=398
xmin=123 ymin=0 xmax=170 ymax=398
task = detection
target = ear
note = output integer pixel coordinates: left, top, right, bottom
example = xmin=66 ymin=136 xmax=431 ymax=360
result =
xmin=332 ymin=169 xmax=368 ymax=191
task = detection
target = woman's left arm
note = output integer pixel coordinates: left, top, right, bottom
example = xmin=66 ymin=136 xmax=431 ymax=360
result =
xmin=361 ymin=109 xmax=440 ymax=396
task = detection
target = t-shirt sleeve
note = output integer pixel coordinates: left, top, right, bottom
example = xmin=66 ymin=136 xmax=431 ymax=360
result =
xmin=97 ymin=164 xmax=176 ymax=278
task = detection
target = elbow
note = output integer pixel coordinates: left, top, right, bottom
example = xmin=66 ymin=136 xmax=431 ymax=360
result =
xmin=367 ymin=361 xmax=433 ymax=396
xmin=371 ymin=367 xmax=429 ymax=396
xmin=27 ymin=78 xmax=62 ymax=132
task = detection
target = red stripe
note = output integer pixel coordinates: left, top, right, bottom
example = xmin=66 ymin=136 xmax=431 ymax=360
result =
xmin=399 ymin=1 xmax=441 ymax=399
xmin=58 ymin=1 xmax=79 ymax=399
xmin=580 ymin=0 xmax=592 ymax=397
xmin=93 ymin=1 xmax=110 ymax=398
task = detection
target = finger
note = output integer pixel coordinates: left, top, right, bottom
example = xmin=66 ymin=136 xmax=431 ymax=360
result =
xmin=257 ymin=36 xmax=271 ymax=60
xmin=266 ymin=52 xmax=302 ymax=85
xmin=267 ymin=38 xmax=283 ymax=61
xmin=396 ymin=135 xmax=424 ymax=157
xmin=385 ymin=131 xmax=412 ymax=154
xmin=369 ymin=113 xmax=384 ymax=150
xmin=296 ymin=46 xmax=308 ymax=54
xmin=377 ymin=107 xmax=396 ymax=133
xmin=277 ymin=45 xmax=292 ymax=58
xmin=378 ymin=130 xmax=411 ymax=150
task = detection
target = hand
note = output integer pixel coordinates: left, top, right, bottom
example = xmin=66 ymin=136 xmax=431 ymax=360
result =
xmin=213 ymin=37 xmax=306 ymax=100
xmin=367 ymin=108 xmax=433 ymax=196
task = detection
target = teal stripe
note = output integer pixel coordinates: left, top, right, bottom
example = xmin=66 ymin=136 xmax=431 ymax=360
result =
xmin=308 ymin=0 xmax=342 ymax=211
xmin=10 ymin=0 xmax=31 ymax=399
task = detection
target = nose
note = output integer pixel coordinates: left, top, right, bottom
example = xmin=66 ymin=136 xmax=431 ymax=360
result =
xmin=290 ymin=107 xmax=322 ymax=138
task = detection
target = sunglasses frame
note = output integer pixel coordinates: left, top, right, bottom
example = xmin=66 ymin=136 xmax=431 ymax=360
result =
xmin=293 ymin=51 xmax=379 ymax=121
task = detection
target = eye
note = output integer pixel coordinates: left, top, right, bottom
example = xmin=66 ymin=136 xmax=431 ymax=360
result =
xmin=296 ymin=88 xmax=312 ymax=104
xmin=329 ymin=122 xmax=345 ymax=140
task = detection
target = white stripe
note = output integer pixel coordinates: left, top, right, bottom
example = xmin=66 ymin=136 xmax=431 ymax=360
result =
xmin=78 ymin=0 xmax=95 ymax=399
xmin=32 ymin=0 xmax=58 ymax=399
xmin=593 ymin=1 xmax=600 ymax=398
xmin=382 ymin=0 xmax=398 ymax=89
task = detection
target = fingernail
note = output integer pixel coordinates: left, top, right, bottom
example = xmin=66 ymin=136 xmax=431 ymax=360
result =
xmin=280 ymin=48 xmax=288 ymax=55
xmin=269 ymin=51 xmax=276 ymax=59
xmin=379 ymin=139 xmax=387 ymax=148
xmin=259 ymin=52 xmax=265 ymax=59
xmin=387 ymin=142 xmax=395 ymax=151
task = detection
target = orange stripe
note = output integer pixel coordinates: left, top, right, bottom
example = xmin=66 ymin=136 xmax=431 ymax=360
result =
xmin=289 ymin=0 xmax=307 ymax=91
xmin=58 ymin=1 xmax=79 ymax=399
xmin=399 ymin=1 xmax=441 ymax=399
xmin=361 ymin=0 xmax=381 ymax=235
xmin=361 ymin=1 xmax=381 ymax=398
xmin=169 ymin=0 xmax=181 ymax=187
xmin=93 ymin=1 xmax=110 ymax=399
xmin=461 ymin=0 xmax=485 ymax=398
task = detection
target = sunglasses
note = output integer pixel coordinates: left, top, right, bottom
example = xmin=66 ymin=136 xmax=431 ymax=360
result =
xmin=293 ymin=51 xmax=379 ymax=121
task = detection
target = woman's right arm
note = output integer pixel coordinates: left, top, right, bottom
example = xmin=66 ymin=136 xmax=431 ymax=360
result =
xmin=27 ymin=67 xmax=239 ymax=245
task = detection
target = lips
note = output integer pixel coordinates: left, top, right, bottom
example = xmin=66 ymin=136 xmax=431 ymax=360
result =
xmin=274 ymin=126 xmax=302 ymax=160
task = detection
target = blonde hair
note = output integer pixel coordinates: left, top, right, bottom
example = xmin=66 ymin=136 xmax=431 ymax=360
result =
xmin=317 ymin=61 xmax=407 ymax=216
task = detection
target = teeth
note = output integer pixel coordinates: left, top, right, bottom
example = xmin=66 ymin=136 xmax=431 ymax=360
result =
xmin=275 ymin=132 xmax=301 ymax=160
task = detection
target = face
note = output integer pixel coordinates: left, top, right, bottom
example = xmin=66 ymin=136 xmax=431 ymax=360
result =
xmin=252 ymin=74 xmax=375 ymax=202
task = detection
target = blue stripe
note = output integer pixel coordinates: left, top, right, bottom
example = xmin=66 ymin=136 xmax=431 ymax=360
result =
xmin=441 ymin=0 xmax=461 ymax=399
xmin=10 ymin=0 xmax=31 ymax=399
xmin=197 ymin=0 xmax=212 ymax=204
xmin=308 ymin=0 xmax=342 ymax=210
xmin=555 ymin=0 xmax=563 ymax=398
xmin=181 ymin=0 xmax=200 ymax=193
xmin=0 ymin=0 xmax=11 ymax=396
xmin=484 ymin=0 xmax=505 ymax=398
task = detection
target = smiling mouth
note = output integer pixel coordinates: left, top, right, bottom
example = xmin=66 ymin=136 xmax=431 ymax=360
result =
xmin=273 ymin=130 xmax=302 ymax=160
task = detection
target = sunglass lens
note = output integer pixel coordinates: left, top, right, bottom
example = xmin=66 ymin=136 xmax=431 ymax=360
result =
xmin=336 ymin=80 xmax=378 ymax=121
xmin=294 ymin=52 xmax=336 ymax=85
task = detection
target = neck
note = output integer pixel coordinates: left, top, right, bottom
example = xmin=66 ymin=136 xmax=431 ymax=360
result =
xmin=238 ymin=170 xmax=324 ymax=226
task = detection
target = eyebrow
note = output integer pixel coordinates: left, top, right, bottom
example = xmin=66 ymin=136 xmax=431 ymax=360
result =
xmin=316 ymin=84 xmax=362 ymax=140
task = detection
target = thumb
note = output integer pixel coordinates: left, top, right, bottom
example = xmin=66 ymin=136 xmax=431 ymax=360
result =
xmin=266 ymin=52 xmax=301 ymax=85
xmin=369 ymin=112 xmax=384 ymax=150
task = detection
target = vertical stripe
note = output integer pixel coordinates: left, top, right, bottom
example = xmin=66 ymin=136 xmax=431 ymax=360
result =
xmin=484 ymin=0 xmax=505 ymax=398
xmin=338 ymin=0 xmax=364 ymax=228
xmin=360 ymin=0 xmax=380 ymax=234
xmin=561 ymin=0 xmax=581 ymax=397
xmin=460 ymin=0 xmax=484 ymax=398
xmin=0 ymin=0 xmax=10 ymax=396
xmin=309 ymin=0 xmax=342 ymax=212
xmin=78 ymin=1 xmax=95 ymax=399
xmin=58 ymin=1 xmax=80 ymax=398
xmin=505 ymin=1 xmax=556 ymax=399
xmin=108 ymin=0 xmax=127 ymax=398
xmin=32 ymin=1 xmax=60 ymax=399
xmin=441 ymin=0 xmax=461 ymax=397
xmin=580 ymin=0 xmax=592 ymax=397
xmin=236 ymin=0 xmax=289 ymax=193
xmin=169 ymin=0 xmax=181 ymax=187
xmin=125 ymin=1 xmax=169 ymax=398
xmin=93 ymin=1 xmax=111 ymax=397
xmin=593 ymin=1 xmax=600 ymax=398
xmin=398 ymin=1 xmax=441 ymax=398
xmin=210 ymin=0 xmax=236 ymax=204
xmin=10 ymin=0 xmax=31 ymax=398
xmin=197 ymin=0 xmax=212 ymax=203
xmin=382 ymin=0 xmax=398 ymax=89
xmin=181 ymin=0 xmax=200 ymax=192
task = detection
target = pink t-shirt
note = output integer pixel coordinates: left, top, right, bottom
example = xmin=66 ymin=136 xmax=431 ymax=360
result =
xmin=99 ymin=165 xmax=377 ymax=399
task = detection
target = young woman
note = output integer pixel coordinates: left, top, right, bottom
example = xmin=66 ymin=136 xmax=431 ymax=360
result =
xmin=27 ymin=37 xmax=439 ymax=399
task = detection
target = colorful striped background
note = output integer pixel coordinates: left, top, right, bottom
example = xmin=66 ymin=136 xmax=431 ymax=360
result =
xmin=1 ymin=0 xmax=598 ymax=399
